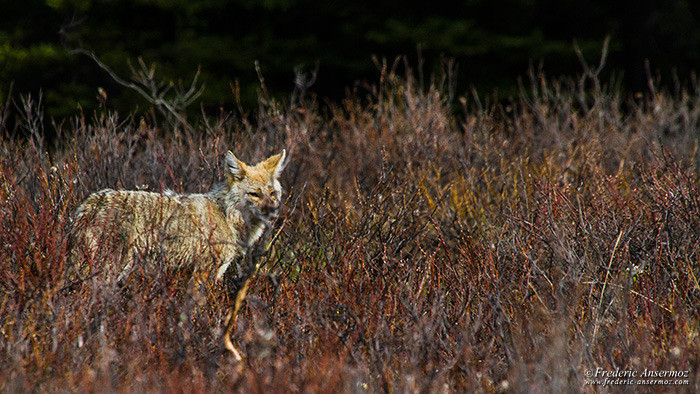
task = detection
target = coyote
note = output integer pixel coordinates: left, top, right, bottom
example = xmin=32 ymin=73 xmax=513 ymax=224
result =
xmin=67 ymin=149 xmax=287 ymax=361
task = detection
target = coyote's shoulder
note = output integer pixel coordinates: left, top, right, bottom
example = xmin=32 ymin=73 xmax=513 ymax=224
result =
xmin=68 ymin=150 xmax=286 ymax=283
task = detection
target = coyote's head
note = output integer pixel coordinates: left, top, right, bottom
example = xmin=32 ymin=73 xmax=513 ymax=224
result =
xmin=221 ymin=150 xmax=287 ymax=228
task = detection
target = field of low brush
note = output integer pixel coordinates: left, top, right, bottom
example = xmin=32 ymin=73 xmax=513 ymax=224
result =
xmin=1 ymin=65 xmax=699 ymax=392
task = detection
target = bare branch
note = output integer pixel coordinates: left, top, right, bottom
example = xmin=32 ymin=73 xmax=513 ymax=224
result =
xmin=68 ymin=48 xmax=204 ymax=130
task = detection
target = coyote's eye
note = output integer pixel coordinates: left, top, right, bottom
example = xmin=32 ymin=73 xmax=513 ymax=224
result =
xmin=248 ymin=191 xmax=262 ymax=199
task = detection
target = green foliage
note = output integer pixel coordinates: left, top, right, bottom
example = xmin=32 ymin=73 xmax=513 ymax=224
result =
xmin=45 ymin=0 xmax=90 ymax=11
xmin=1 ymin=0 xmax=699 ymax=121
xmin=0 ymin=40 xmax=60 ymax=75
xmin=0 ymin=38 xmax=73 ymax=114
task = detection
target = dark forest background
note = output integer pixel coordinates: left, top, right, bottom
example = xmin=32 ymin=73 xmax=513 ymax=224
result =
xmin=2 ymin=0 xmax=700 ymax=119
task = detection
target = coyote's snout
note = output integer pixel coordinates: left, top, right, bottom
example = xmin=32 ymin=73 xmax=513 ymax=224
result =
xmin=67 ymin=149 xmax=287 ymax=361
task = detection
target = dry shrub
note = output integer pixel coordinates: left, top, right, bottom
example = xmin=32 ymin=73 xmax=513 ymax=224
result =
xmin=1 ymin=62 xmax=699 ymax=392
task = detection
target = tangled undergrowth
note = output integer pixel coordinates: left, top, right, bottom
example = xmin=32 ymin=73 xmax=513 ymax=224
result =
xmin=1 ymin=61 xmax=699 ymax=392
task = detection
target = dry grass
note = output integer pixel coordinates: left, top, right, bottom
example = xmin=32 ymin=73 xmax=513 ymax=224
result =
xmin=1 ymin=62 xmax=699 ymax=392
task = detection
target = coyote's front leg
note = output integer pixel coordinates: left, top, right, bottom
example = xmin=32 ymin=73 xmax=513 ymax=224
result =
xmin=223 ymin=274 xmax=251 ymax=361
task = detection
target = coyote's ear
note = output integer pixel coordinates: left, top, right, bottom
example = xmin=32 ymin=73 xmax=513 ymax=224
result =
xmin=225 ymin=151 xmax=247 ymax=182
xmin=263 ymin=149 xmax=287 ymax=179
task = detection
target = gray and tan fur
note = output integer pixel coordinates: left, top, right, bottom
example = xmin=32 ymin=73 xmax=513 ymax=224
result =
xmin=67 ymin=149 xmax=287 ymax=361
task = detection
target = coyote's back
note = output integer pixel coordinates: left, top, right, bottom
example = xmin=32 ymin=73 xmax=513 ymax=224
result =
xmin=67 ymin=149 xmax=286 ymax=360
xmin=68 ymin=188 xmax=237 ymax=281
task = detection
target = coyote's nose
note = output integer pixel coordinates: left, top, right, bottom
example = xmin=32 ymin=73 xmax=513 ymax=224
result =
xmin=260 ymin=197 xmax=277 ymax=215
